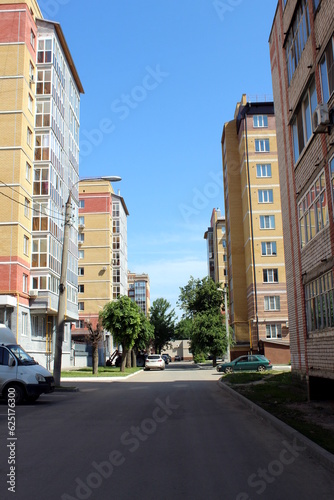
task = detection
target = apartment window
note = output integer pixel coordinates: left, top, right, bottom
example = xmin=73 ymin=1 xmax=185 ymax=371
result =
xmin=261 ymin=241 xmax=277 ymax=256
xmin=264 ymin=296 xmax=280 ymax=311
xmin=79 ymin=200 xmax=85 ymax=209
xmin=113 ymin=269 xmax=120 ymax=283
xmin=222 ymin=239 xmax=226 ymax=248
xmin=299 ymin=171 xmax=328 ymax=247
xmin=319 ymin=35 xmax=334 ymax=103
xmin=23 ymin=235 xmax=29 ymax=255
xmin=36 ymin=101 xmax=51 ymax=128
xmin=76 ymin=320 xmax=85 ymax=328
xmin=37 ymin=39 xmax=52 ymax=64
xmin=266 ymin=324 xmax=282 ymax=339
xmin=30 ymin=30 xmax=35 ymax=49
xmin=78 ymin=302 xmax=84 ymax=311
xmin=23 ymin=274 xmax=28 ymax=293
xmin=263 ymin=269 xmax=278 ymax=283
xmin=258 ymin=189 xmax=273 ymax=203
xmin=113 ymin=202 xmax=120 ymax=217
xmin=113 ymin=252 xmax=120 ymax=266
xmin=256 ymin=164 xmax=272 ymax=178
xmin=113 ymin=220 xmax=120 ymax=233
xmin=24 ymin=198 xmax=30 ymax=218
xmin=78 ymin=267 xmax=84 ymax=276
xmin=78 ymin=285 xmax=84 ymax=293
xmin=35 ymin=133 xmax=50 ymax=161
xmin=26 ymin=162 xmax=31 ymax=182
xmin=29 ymin=61 xmax=34 ymax=88
xmin=32 ymin=276 xmax=48 ymax=290
xmin=36 ymin=69 xmax=51 ymax=95
xmin=32 ymin=238 xmax=47 ymax=268
xmin=22 ymin=313 xmax=28 ymax=337
xmin=33 ymin=166 xmax=49 ymax=195
xmin=223 ymin=254 xmax=227 ymax=262
xmin=113 ymin=286 xmax=120 ymax=300
xmin=260 ymin=215 xmax=275 ymax=229
xmin=32 ymin=202 xmax=48 ymax=231
xmin=305 ymin=270 xmax=334 ymax=332
xmin=286 ymin=0 xmax=311 ymax=84
xmin=79 ymin=250 xmax=84 ymax=259
xmin=78 ymin=233 xmax=84 ymax=243
xmin=253 ymin=115 xmax=268 ymax=128
xmin=27 ymin=127 xmax=32 ymax=147
xmin=31 ymin=315 xmax=46 ymax=339
xmin=28 ymin=93 xmax=33 ymax=113
xmin=78 ymin=216 xmax=85 ymax=226
xmin=113 ymin=236 xmax=120 ymax=250
xmin=292 ymin=80 xmax=317 ymax=163
xmin=255 ymin=139 xmax=270 ymax=152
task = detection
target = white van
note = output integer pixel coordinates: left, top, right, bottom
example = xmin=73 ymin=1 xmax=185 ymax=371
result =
xmin=0 ymin=324 xmax=55 ymax=404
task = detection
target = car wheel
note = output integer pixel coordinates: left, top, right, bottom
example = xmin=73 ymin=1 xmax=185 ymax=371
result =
xmin=145 ymin=368 xmax=150 ymax=371
xmin=6 ymin=385 xmax=25 ymax=404
xmin=225 ymin=367 xmax=233 ymax=374
xmin=257 ymin=365 xmax=266 ymax=372
xmin=160 ymin=368 xmax=164 ymax=370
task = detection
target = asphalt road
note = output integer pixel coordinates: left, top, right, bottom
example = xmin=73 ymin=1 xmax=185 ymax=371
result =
xmin=1 ymin=362 xmax=334 ymax=500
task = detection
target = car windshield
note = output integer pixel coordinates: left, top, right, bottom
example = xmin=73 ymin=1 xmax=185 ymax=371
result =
xmin=8 ymin=345 xmax=37 ymax=365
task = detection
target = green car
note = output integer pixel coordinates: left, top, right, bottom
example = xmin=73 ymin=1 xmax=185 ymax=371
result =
xmin=217 ymin=354 xmax=272 ymax=373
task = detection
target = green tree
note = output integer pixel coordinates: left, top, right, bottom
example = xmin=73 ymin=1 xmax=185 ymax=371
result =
xmin=178 ymin=276 xmax=223 ymax=317
xmin=131 ymin=313 xmax=155 ymax=367
xmin=191 ymin=312 xmax=228 ymax=365
xmin=150 ymin=298 xmax=176 ymax=353
xmin=100 ymin=295 xmax=141 ymax=372
xmin=174 ymin=317 xmax=193 ymax=340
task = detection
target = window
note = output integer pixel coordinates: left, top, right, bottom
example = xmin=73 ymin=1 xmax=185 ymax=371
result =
xmin=258 ymin=189 xmax=273 ymax=203
xmin=23 ymin=274 xmax=28 ymax=293
xmin=24 ymin=198 xmax=30 ymax=218
xmin=319 ymin=35 xmax=334 ymax=103
xmin=78 ymin=302 xmax=84 ymax=311
xmin=292 ymin=80 xmax=317 ymax=163
xmin=261 ymin=241 xmax=277 ymax=256
xmin=299 ymin=171 xmax=328 ymax=247
xmin=76 ymin=320 xmax=85 ymax=328
xmin=78 ymin=216 xmax=85 ymax=226
xmin=36 ymin=101 xmax=51 ymax=127
xmin=78 ymin=233 xmax=84 ymax=243
xmin=305 ymin=270 xmax=334 ymax=332
xmin=31 ymin=238 xmax=47 ymax=268
xmin=37 ymin=39 xmax=52 ymax=64
xmin=260 ymin=215 xmax=275 ymax=229
xmin=256 ymin=164 xmax=272 ymax=178
xmin=26 ymin=162 xmax=31 ymax=182
xmin=255 ymin=139 xmax=270 ymax=152
xmin=30 ymin=30 xmax=35 ymax=49
xmin=113 ymin=202 xmax=120 ymax=217
xmin=79 ymin=200 xmax=85 ymax=209
xmin=31 ymin=315 xmax=46 ymax=339
xmin=23 ymin=235 xmax=29 ymax=255
xmin=28 ymin=93 xmax=33 ymax=113
xmin=266 ymin=324 xmax=282 ymax=339
xmin=35 ymin=133 xmax=50 ymax=161
xmin=253 ymin=115 xmax=268 ymax=128
xmin=286 ymin=0 xmax=311 ymax=84
xmin=113 ymin=269 xmax=120 ymax=283
xmin=22 ymin=313 xmax=28 ymax=337
xmin=78 ymin=267 xmax=84 ymax=276
xmin=113 ymin=220 xmax=120 ymax=233
xmin=29 ymin=62 xmax=34 ymax=88
xmin=222 ymin=239 xmax=226 ymax=248
xmin=113 ymin=286 xmax=120 ymax=300
xmin=78 ymin=285 xmax=84 ymax=293
xmin=79 ymin=250 xmax=84 ymax=259
xmin=32 ymin=203 xmax=48 ymax=231
xmin=33 ymin=166 xmax=49 ymax=195
xmin=36 ymin=69 xmax=51 ymax=95
xmin=264 ymin=296 xmax=280 ymax=311
xmin=263 ymin=269 xmax=278 ymax=283
xmin=32 ymin=276 xmax=48 ymax=290
xmin=27 ymin=127 xmax=32 ymax=147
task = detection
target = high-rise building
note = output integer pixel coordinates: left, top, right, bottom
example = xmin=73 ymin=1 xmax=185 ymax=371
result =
xmin=204 ymin=208 xmax=227 ymax=285
xmin=221 ymin=95 xmax=290 ymax=363
xmin=269 ymin=0 xmax=334 ymax=394
xmin=0 ymin=1 xmax=83 ymax=368
xmin=128 ymin=272 xmax=150 ymax=316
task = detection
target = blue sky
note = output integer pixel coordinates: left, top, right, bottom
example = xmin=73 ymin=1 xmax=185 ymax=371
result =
xmin=40 ymin=0 xmax=278 ymax=318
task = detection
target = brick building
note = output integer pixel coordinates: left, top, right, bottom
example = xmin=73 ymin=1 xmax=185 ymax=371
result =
xmin=269 ymin=0 xmax=334 ymax=395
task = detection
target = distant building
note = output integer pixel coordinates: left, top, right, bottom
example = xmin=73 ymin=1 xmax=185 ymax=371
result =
xmin=204 ymin=209 xmax=227 ymax=286
xmin=0 ymin=1 xmax=83 ymax=368
xmin=128 ymin=272 xmax=150 ymax=316
xmin=270 ymin=0 xmax=334 ymax=394
xmin=221 ymin=95 xmax=290 ymax=363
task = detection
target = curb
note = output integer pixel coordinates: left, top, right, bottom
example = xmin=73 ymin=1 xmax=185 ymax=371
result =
xmin=59 ymin=369 xmax=143 ymax=384
xmin=218 ymin=378 xmax=334 ymax=473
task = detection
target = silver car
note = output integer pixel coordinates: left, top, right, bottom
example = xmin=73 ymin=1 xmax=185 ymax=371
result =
xmin=145 ymin=355 xmax=165 ymax=371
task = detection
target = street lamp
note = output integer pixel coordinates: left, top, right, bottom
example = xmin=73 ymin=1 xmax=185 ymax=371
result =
xmin=53 ymin=176 xmax=122 ymax=386
xmin=223 ymin=284 xmax=230 ymax=363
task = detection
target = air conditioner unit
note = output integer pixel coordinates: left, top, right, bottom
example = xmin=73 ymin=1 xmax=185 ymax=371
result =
xmin=29 ymin=290 xmax=38 ymax=297
xmin=312 ymin=103 xmax=330 ymax=133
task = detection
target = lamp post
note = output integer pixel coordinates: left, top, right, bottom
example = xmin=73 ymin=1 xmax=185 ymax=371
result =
xmin=223 ymin=284 xmax=230 ymax=363
xmin=53 ymin=176 xmax=122 ymax=386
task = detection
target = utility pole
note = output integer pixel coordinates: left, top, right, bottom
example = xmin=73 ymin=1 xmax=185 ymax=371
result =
xmin=53 ymin=193 xmax=72 ymax=387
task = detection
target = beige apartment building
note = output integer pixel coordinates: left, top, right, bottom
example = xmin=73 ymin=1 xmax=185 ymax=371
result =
xmin=128 ymin=271 xmax=150 ymax=317
xmin=270 ymin=0 xmax=334 ymax=395
xmin=0 ymin=0 xmax=83 ymax=368
xmin=204 ymin=208 xmax=228 ymax=286
xmin=221 ymin=95 xmax=290 ymax=363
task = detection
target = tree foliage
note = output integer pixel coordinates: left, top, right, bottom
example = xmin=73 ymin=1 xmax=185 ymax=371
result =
xmin=178 ymin=276 xmax=223 ymax=317
xmin=100 ymin=295 xmax=142 ymax=372
xmin=174 ymin=317 xmax=193 ymax=340
xmin=149 ymin=298 xmax=176 ymax=353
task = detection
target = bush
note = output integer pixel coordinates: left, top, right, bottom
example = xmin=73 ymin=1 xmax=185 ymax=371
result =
xmin=194 ymin=353 xmax=207 ymax=363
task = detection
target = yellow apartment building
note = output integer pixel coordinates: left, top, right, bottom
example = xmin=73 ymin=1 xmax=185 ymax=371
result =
xmin=221 ymin=95 xmax=290 ymax=364
xmin=0 ymin=0 xmax=83 ymax=368
xmin=204 ymin=208 xmax=228 ymax=286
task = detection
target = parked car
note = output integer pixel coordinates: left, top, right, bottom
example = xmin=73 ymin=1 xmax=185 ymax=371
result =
xmin=174 ymin=355 xmax=181 ymax=361
xmin=145 ymin=355 xmax=165 ymax=371
xmin=161 ymin=354 xmax=170 ymax=365
xmin=162 ymin=353 xmax=171 ymax=363
xmin=217 ymin=355 xmax=272 ymax=373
